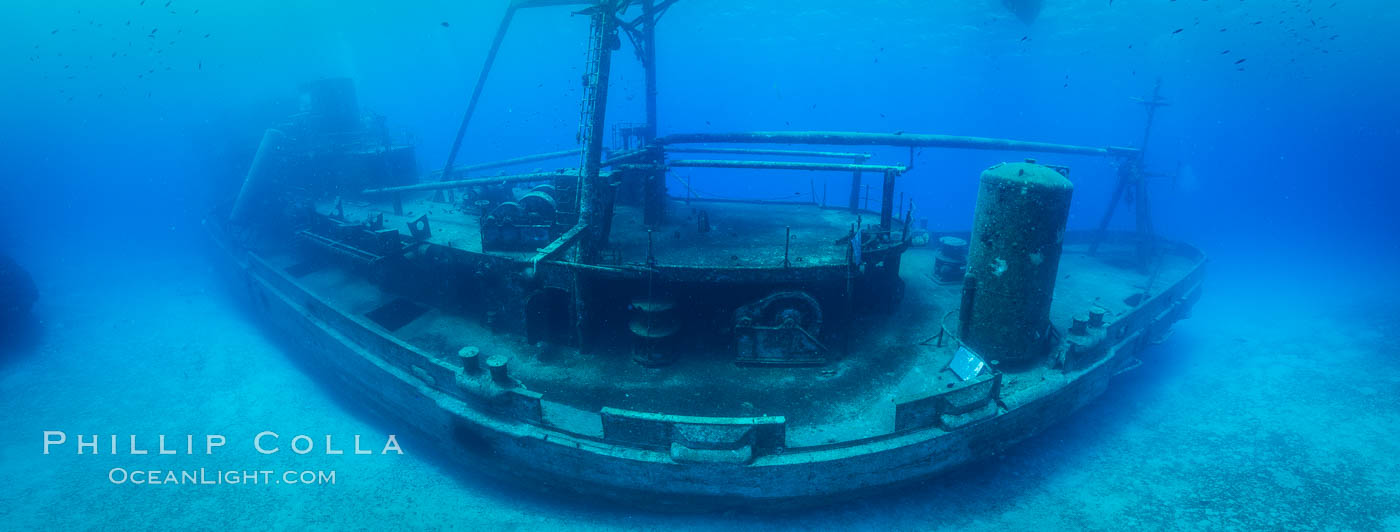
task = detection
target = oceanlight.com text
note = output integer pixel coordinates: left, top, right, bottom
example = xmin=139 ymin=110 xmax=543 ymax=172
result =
xmin=107 ymin=468 xmax=336 ymax=486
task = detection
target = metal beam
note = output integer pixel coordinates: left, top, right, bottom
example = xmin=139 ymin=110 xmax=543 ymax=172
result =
xmin=641 ymin=0 xmax=659 ymax=141
xmin=848 ymin=154 xmax=867 ymax=211
xmin=657 ymin=131 xmax=1126 ymax=158
xmin=665 ymin=147 xmax=873 ymax=160
xmin=361 ymin=171 xmax=576 ymax=196
xmin=431 ymin=149 xmax=582 ymax=178
xmin=668 ymin=159 xmax=905 ymax=173
xmin=601 ymin=148 xmax=652 ymax=167
xmin=436 ymin=5 xmax=519 ymax=201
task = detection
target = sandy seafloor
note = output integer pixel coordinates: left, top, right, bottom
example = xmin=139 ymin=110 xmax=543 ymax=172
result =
xmin=1 ymin=239 xmax=1397 ymax=531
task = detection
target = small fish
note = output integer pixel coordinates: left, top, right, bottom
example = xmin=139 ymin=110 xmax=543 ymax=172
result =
xmin=51 ymin=29 xmax=58 ymax=34
xmin=1234 ymin=58 xmax=1246 ymax=64
xmin=164 ymin=0 xmax=170 ymax=6
xmin=1220 ymin=50 xmax=1230 ymax=54
xmin=150 ymin=28 xmax=157 ymax=34
xmin=140 ymin=0 xmax=145 ymax=5
xmin=204 ymin=33 xmax=210 ymax=38
xmin=1019 ymin=35 xmax=1029 ymax=41
xmin=440 ymin=21 xmax=450 ymax=27
xmin=197 ymin=60 xmax=202 ymax=70
xmin=1171 ymin=28 xmax=1183 ymax=34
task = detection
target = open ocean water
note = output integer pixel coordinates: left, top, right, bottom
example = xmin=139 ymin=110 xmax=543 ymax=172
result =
xmin=3 ymin=0 xmax=1398 ymax=530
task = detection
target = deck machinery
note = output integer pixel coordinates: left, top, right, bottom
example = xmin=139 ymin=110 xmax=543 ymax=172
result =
xmin=213 ymin=0 xmax=1204 ymax=508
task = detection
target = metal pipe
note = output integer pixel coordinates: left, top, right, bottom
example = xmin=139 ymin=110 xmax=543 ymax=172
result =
xmin=432 ymin=148 xmax=582 ymax=178
xmin=361 ymin=171 xmax=576 ymax=195
xmin=657 ymin=131 xmax=1127 ymax=158
xmin=602 ymin=148 xmax=652 ymax=167
xmin=668 ymin=159 xmax=906 ymax=173
xmin=783 ymin=226 xmax=791 ymax=267
xmin=666 ymin=147 xmax=874 ymax=160
xmin=436 ymin=5 xmax=519 ymax=196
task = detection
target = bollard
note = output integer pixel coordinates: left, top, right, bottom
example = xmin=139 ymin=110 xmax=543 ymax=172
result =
xmin=485 ymin=355 xmax=511 ymax=385
xmin=1088 ymin=307 xmax=1107 ymax=328
xmin=458 ymin=346 xmax=481 ymax=374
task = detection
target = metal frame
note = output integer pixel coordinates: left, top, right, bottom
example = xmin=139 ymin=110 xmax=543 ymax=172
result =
xmin=432 ymin=0 xmax=1164 ymax=268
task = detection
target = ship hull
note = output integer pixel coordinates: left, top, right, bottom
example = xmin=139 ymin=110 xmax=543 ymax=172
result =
xmin=208 ymin=222 xmax=1204 ymax=509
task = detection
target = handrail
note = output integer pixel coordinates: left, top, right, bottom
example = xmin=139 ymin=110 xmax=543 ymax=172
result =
xmin=665 ymin=147 xmax=873 ymax=160
xmin=361 ymin=171 xmax=576 ymax=195
xmin=430 ymin=149 xmax=583 ymax=178
xmin=657 ymin=131 xmax=1133 ymax=158
xmin=668 ymin=159 xmax=905 ymax=173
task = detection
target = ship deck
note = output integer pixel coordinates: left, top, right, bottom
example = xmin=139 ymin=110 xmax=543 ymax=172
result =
xmin=322 ymin=194 xmax=875 ymax=269
xmin=260 ymin=235 xmax=1197 ymax=447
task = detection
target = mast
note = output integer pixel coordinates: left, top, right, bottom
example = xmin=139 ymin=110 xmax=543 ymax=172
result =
xmin=574 ymin=0 xmax=620 ymax=262
xmin=641 ymin=0 xmax=659 ymax=142
xmin=1090 ymin=78 xmax=1169 ymax=265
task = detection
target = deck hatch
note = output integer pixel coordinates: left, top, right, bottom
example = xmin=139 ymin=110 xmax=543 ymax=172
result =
xmin=364 ymin=297 xmax=430 ymax=332
xmin=283 ymin=259 xmax=327 ymax=278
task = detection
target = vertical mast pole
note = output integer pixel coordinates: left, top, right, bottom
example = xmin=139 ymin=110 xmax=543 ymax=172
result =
xmin=1091 ymin=78 xmax=1168 ymax=258
xmin=640 ymin=0 xmax=667 ymax=226
xmin=641 ymin=0 xmax=659 ymax=141
xmin=576 ymin=0 xmax=619 ymax=262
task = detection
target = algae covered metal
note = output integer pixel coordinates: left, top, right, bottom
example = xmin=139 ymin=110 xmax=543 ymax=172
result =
xmin=961 ymin=161 xmax=1074 ymax=364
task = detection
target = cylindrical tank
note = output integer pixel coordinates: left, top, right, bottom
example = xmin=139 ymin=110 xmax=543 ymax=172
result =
xmin=960 ymin=161 xmax=1073 ymax=363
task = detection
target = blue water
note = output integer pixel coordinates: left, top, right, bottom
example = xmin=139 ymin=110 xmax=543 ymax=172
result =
xmin=3 ymin=0 xmax=1399 ymax=529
